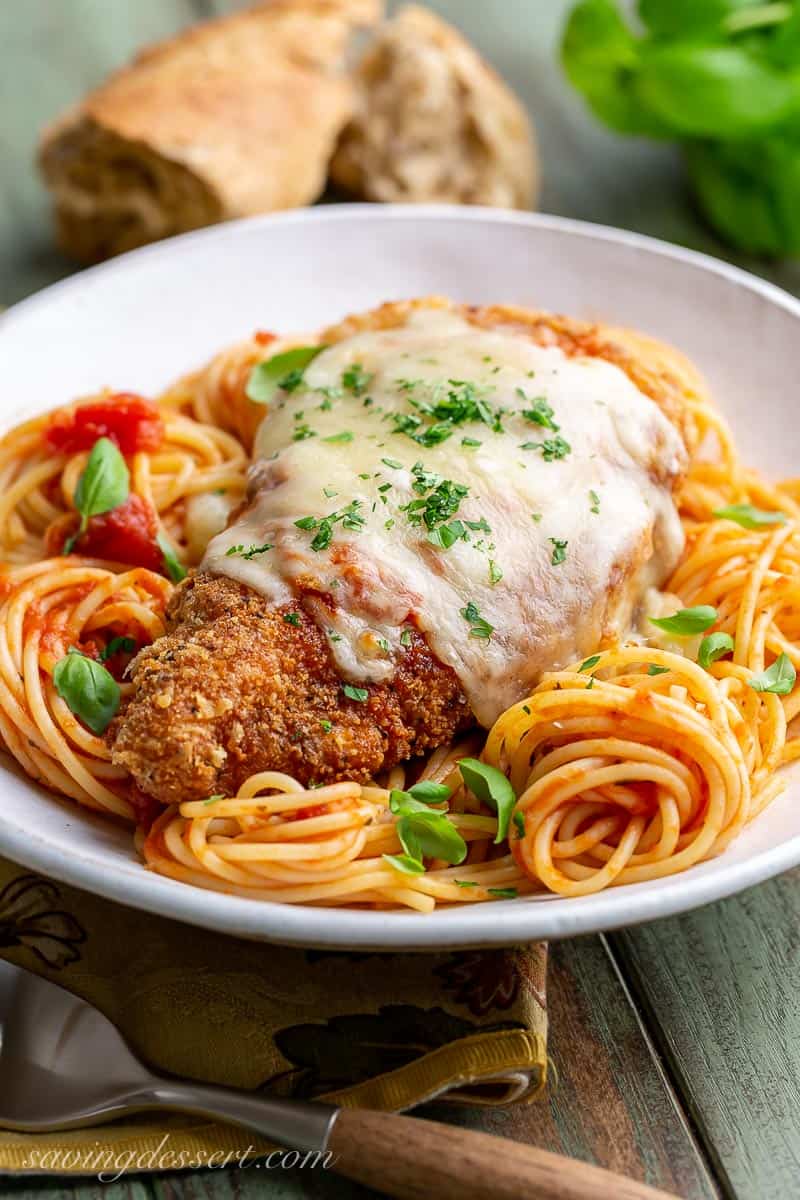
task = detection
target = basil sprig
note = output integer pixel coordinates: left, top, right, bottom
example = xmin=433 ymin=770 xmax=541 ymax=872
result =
xmin=458 ymin=758 xmax=516 ymax=844
xmin=64 ymin=437 xmax=129 ymax=554
xmin=712 ymin=504 xmax=787 ymax=529
xmin=99 ymin=636 xmax=136 ymax=662
xmin=649 ymin=605 xmax=717 ymax=636
xmin=246 ymin=346 xmax=324 ymax=405
xmin=698 ymin=632 xmax=735 ymax=669
xmin=53 ymin=647 xmax=120 ymax=734
xmin=157 ymin=532 xmax=187 ymax=582
xmin=747 ymin=654 xmax=796 ymax=696
xmin=383 ymin=783 xmax=467 ymax=875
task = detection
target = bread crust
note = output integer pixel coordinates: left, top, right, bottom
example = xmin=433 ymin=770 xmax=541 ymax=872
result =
xmin=39 ymin=0 xmax=382 ymax=261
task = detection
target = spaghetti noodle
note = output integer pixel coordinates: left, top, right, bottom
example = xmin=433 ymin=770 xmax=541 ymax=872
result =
xmin=0 ymin=318 xmax=797 ymax=909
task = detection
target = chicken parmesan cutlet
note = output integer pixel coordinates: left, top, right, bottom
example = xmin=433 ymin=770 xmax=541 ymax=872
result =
xmin=110 ymin=298 xmax=692 ymax=805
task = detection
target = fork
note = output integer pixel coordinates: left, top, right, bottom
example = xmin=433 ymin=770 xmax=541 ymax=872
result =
xmin=0 ymin=960 xmax=680 ymax=1199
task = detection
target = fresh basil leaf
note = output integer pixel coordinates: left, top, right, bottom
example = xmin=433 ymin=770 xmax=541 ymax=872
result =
xmin=458 ymin=758 xmax=516 ymax=844
xmin=53 ymin=651 xmax=120 ymax=734
xmin=685 ymin=136 xmax=800 ymax=257
xmin=712 ymin=503 xmax=787 ymax=529
xmin=245 ymin=346 xmax=324 ymax=404
xmin=638 ymin=0 xmax=751 ymax=39
xmin=382 ymin=853 xmax=425 ymax=876
xmin=397 ymin=811 xmax=467 ymax=866
xmin=156 ymin=532 xmax=187 ymax=582
xmin=579 ymin=654 xmax=601 ymax=672
xmin=389 ymin=789 xmax=446 ymax=816
xmin=747 ymin=653 xmax=796 ymax=695
xmin=562 ymin=0 xmax=671 ymax=136
xmin=634 ymin=44 xmax=798 ymax=138
xmin=408 ymin=780 xmax=452 ymax=803
xmin=698 ymin=632 xmax=735 ymax=669
xmin=99 ymin=636 xmax=136 ymax=662
xmin=649 ymin=605 xmax=717 ymax=636
xmin=73 ymin=437 xmax=129 ymax=533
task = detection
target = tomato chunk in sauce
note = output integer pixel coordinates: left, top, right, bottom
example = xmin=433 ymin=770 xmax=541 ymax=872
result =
xmin=46 ymin=394 xmax=164 ymax=455
xmin=71 ymin=495 xmax=164 ymax=573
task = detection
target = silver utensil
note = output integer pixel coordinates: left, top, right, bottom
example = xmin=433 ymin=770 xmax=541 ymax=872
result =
xmin=0 ymin=960 xmax=680 ymax=1200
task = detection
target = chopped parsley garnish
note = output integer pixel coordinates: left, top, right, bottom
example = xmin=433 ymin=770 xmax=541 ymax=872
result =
xmin=513 ymin=811 xmax=526 ymax=840
xmin=292 ymin=423 xmax=317 ymax=442
xmin=342 ymin=363 xmax=373 ymax=396
xmin=294 ymin=500 xmax=365 ymax=552
xmin=454 ymin=879 xmax=479 ymax=888
xmin=381 ymin=457 xmax=403 ymax=469
xmin=531 ymin=512 xmax=542 ymax=523
xmin=428 ymin=520 xmax=467 ymax=550
xmin=488 ymin=887 xmax=518 ymax=899
xmin=460 ymin=601 xmax=494 ymax=640
xmin=461 ymin=437 xmax=482 ymax=448
xmin=517 ymin=389 xmax=559 ymax=431
xmin=323 ymin=486 xmax=338 ymax=499
xmin=521 ymin=435 xmax=572 ymax=461
xmin=465 ymin=517 xmax=491 ymax=533
xmin=283 ymin=612 xmax=301 ymax=626
xmin=589 ymin=489 xmax=601 ymax=514
xmin=320 ymin=718 xmax=333 ymax=733
xmin=342 ymin=684 xmax=369 ymax=702
xmin=400 ymin=629 xmax=412 ymax=647
xmin=646 ymin=664 xmax=670 ymax=676
xmin=322 ymin=431 xmax=354 ymax=444
xmin=550 ymin=538 xmax=568 ymax=566
xmin=579 ymin=655 xmax=601 ymax=672
xmin=226 ymin=542 xmax=273 ymax=559
xmin=390 ymin=377 xmax=504 ymax=446
xmin=401 ymin=466 xmax=469 ymax=544
xmin=488 ymin=560 xmax=503 ymax=586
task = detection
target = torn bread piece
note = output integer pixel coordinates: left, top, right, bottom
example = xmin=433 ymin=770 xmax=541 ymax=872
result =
xmin=330 ymin=4 xmax=537 ymax=208
xmin=38 ymin=0 xmax=381 ymax=261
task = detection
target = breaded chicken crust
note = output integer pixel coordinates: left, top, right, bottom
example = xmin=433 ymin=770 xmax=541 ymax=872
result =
xmin=111 ymin=298 xmax=696 ymax=808
xmin=111 ymin=574 xmax=472 ymax=805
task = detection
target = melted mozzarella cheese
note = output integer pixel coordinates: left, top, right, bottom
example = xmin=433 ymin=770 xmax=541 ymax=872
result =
xmin=202 ymin=309 xmax=687 ymax=726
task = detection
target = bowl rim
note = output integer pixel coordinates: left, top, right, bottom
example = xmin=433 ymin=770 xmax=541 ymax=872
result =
xmin=2 ymin=203 xmax=799 ymax=948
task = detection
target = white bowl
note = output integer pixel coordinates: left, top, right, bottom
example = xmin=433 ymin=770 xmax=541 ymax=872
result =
xmin=1 ymin=205 xmax=798 ymax=948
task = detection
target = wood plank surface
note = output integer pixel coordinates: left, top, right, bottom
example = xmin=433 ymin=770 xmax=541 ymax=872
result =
xmin=2 ymin=3 xmax=800 ymax=1200
xmin=614 ymin=871 xmax=800 ymax=1200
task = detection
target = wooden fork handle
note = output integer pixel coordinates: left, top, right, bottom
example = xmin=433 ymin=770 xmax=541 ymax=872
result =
xmin=327 ymin=1109 xmax=682 ymax=1200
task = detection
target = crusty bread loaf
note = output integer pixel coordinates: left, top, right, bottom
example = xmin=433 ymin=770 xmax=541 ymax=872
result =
xmin=38 ymin=0 xmax=381 ymax=262
xmin=330 ymin=5 xmax=537 ymax=208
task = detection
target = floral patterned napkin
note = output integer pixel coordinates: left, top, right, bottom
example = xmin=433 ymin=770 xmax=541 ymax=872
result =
xmin=0 ymin=861 xmax=547 ymax=1172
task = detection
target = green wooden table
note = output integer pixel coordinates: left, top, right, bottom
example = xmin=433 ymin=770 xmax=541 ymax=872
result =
xmin=2 ymin=3 xmax=799 ymax=1198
